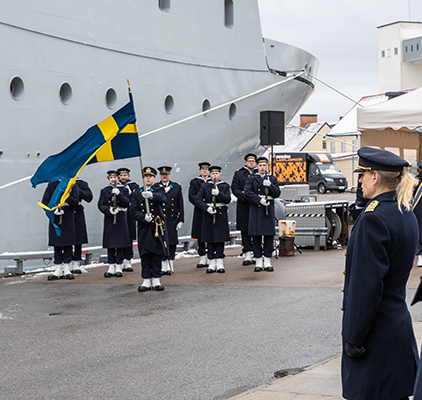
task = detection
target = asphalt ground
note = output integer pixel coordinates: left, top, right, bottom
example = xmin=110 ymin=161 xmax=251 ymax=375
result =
xmin=2 ymin=245 xmax=422 ymax=400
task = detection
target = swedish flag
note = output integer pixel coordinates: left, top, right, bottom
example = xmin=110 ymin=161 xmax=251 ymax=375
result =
xmin=31 ymin=90 xmax=140 ymax=233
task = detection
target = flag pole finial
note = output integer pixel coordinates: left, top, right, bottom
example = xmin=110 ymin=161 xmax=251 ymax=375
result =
xmin=127 ymin=79 xmax=132 ymax=93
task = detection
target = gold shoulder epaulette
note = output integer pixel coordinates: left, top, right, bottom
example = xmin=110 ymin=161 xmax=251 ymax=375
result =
xmin=175 ymin=181 xmax=181 ymax=185
xmin=158 ymin=184 xmax=163 ymax=187
xmin=365 ymin=200 xmax=379 ymax=213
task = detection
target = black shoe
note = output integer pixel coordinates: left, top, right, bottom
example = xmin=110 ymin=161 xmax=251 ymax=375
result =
xmin=206 ymin=268 xmax=216 ymax=274
xmin=73 ymin=269 xmax=82 ymax=274
xmin=254 ymin=267 xmax=263 ymax=272
xmin=125 ymin=267 xmax=134 ymax=272
xmin=264 ymin=266 xmax=274 ymax=272
xmin=152 ymin=284 xmax=165 ymax=291
xmin=115 ymin=272 xmax=123 ymax=277
xmin=252 ymin=260 xmax=256 ymax=264
xmin=104 ymin=272 xmax=113 ymax=278
xmin=242 ymin=260 xmax=252 ymax=266
xmin=64 ymin=273 xmax=75 ymax=280
xmin=217 ymin=268 xmax=225 ymax=273
xmin=48 ymin=274 xmax=59 ymax=281
xmin=196 ymin=263 xmax=207 ymax=268
xmin=138 ymin=285 xmax=151 ymax=292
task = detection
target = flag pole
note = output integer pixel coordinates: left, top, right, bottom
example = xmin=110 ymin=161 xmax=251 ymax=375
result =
xmin=127 ymin=80 xmax=150 ymax=216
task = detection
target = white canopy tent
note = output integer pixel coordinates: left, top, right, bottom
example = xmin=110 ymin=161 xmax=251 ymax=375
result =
xmin=357 ymin=88 xmax=422 ymax=159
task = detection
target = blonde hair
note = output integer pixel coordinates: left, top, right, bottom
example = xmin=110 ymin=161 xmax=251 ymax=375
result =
xmin=377 ymin=171 xmax=418 ymax=212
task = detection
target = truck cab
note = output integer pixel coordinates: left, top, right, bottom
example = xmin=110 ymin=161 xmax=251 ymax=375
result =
xmin=272 ymin=151 xmax=348 ymax=193
xmin=308 ymin=156 xmax=347 ymax=193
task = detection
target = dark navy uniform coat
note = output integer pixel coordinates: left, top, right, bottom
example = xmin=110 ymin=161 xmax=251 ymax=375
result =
xmin=195 ymin=181 xmax=231 ymax=243
xmin=189 ymin=176 xmax=210 ymax=240
xmin=244 ymin=173 xmax=281 ymax=236
xmin=42 ymin=181 xmax=79 ymax=247
xmin=97 ymin=184 xmax=130 ymax=249
xmin=74 ymin=179 xmax=93 ymax=245
xmin=129 ymin=183 xmax=167 ymax=257
xmin=161 ymin=180 xmax=184 ymax=246
xmin=231 ymin=166 xmax=256 ymax=231
xmin=413 ymin=174 xmax=422 ymax=247
xmin=342 ymin=191 xmax=419 ymax=399
xmin=123 ymin=180 xmax=140 ymax=241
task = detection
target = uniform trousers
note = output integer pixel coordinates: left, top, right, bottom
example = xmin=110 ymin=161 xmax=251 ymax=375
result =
xmin=198 ymin=240 xmax=207 ymax=256
xmin=141 ymin=253 xmax=162 ymax=279
xmin=54 ymin=246 xmax=72 ymax=264
xmin=207 ymin=242 xmax=225 ymax=260
xmin=123 ymin=241 xmax=134 ymax=260
xmin=163 ymin=244 xmax=177 ymax=261
xmin=241 ymin=230 xmax=253 ymax=253
xmin=73 ymin=244 xmax=82 ymax=261
xmin=107 ymin=248 xmax=124 ymax=265
xmin=252 ymin=235 xmax=273 ymax=258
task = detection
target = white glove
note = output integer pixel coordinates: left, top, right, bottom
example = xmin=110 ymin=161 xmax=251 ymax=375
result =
xmin=111 ymin=188 xmax=120 ymax=195
xmin=260 ymin=198 xmax=270 ymax=207
xmin=176 ymin=221 xmax=184 ymax=230
xmin=145 ymin=213 xmax=153 ymax=223
xmin=207 ymin=206 xmax=217 ymax=215
xmin=142 ymin=191 xmax=153 ymax=199
xmin=54 ymin=208 xmax=64 ymax=215
xmin=263 ymin=179 xmax=271 ymax=187
xmin=211 ymin=187 xmax=219 ymax=196
xmin=109 ymin=207 xmax=118 ymax=215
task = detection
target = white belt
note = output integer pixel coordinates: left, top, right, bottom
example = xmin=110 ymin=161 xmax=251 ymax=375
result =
xmin=259 ymin=195 xmax=274 ymax=200
xmin=207 ymin=203 xmax=227 ymax=207
xmin=116 ymin=207 xmax=127 ymax=212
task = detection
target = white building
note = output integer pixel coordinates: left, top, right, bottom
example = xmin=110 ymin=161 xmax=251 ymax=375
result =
xmin=378 ymin=21 xmax=422 ymax=92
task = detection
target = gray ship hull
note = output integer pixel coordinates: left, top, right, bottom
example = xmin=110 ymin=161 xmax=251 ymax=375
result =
xmin=0 ymin=0 xmax=318 ymax=270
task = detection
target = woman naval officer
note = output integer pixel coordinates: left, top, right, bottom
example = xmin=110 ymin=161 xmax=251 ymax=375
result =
xmin=341 ymin=147 xmax=419 ymax=400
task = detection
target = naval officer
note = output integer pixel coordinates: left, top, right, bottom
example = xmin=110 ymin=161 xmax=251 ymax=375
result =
xmin=341 ymin=147 xmax=419 ymax=400
xmin=413 ymin=161 xmax=422 ymax=267
xmin=244 ymin=156 xmax=281 ymax=272
xmin=129 ymin=167 xmax=167 ymax=291
xmin=71 ymin=178 xmax=93 ymax=274
xmin=158 ymin=166 xmax=184 ymax=275
xmin=195 ymin=165 xmax=231 ymax=273
xmin=117 ymin=167 xmax=140 ymax=272
xmin=189 ymin=162 xmax=211 ymax=268
xmin=231 ymin=153 xmax=257 ymax=265
xmin=42 ymin=180 xmax=80 ymax=280
xmin=97 ymin=170 xmax=130 ymax=278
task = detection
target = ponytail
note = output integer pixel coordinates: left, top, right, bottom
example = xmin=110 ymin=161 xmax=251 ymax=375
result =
xmin=378 ymin=171 xmax=418 ymax=212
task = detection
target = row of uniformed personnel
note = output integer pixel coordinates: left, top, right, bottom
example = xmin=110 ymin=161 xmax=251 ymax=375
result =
xmin=189 ymin=154 xmax=280 ymax=273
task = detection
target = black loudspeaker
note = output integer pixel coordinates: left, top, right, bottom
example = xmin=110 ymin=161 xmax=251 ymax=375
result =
xmin=260 ymin=111 xmax=285 ymax=146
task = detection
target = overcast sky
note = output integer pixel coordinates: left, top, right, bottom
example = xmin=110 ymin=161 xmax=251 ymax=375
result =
xmin=257 ymin=0 xmax=422 ymax=126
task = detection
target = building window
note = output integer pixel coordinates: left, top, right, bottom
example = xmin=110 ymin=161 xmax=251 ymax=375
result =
xmin=387 ymin=48 xmax=392 ymax=57
xmin=341 ymin=142 xmax=346 ymax=153
xmin=405 ymin=46 xmax=408 ymax=53
xmin=381 ymin=50 xmax=385 ymax=58
xmin=159 ymin=0 xmax=170 ymax=11
xmin=411 ymin=45 xmax=414 ymax=51
xmin=224 ymin=0 xmax=234 ymax=28
xmin=352 ymin=140 xmax=358 ymax=152
xmin=330 ymin=142 xmax=336 ymax=154
xmin=322 ymin=140 xmax=326 ymax=150
xmin=394 ymin=47 xmax=398 ymax=55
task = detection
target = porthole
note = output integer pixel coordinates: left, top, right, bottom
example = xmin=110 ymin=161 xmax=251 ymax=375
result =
xmin=10 ymin=76 xmax=25 ymax=101
xmin=229 ymin=103 xmax=236 ymax=120
xmin=59 ymin=82 xmax=72 ymax=105
xmin=165 ymin=95 xmax=174 ymax=114
xmin=202 ymin=99 xmax=211 ymax=117
xmin=159 ymin=0 xmax=170 ymax=11
xmin=105 ymin=88 xmax=117 ymax=109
